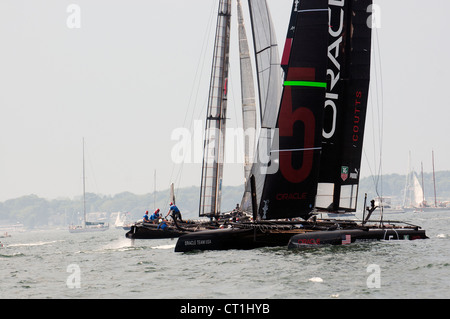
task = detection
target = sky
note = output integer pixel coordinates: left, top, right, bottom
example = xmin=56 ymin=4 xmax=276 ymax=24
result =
xmin=0 ymin=0 xmax=449 ymax=201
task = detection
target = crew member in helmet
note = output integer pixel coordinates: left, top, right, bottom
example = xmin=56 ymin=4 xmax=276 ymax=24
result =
xmin=143 ymin=211 xmax=151 ymax=223
xmin=150 ymin=209 xmax=161 ymax=224
xmin=166 ymin=202 xmax=183 ymax=222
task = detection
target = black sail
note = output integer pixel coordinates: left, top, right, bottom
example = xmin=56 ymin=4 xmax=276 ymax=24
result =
xmin=257 ymin=0 xmax=329 ymax=220
xmin=280 ymin=0 xmax=300 ymax=75
xmin=315 ymin=0 xmax=373 ymax=213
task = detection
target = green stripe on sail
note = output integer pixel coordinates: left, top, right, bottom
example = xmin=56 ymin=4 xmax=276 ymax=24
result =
xmin=284 ymin=81 xmax=327 ymax=88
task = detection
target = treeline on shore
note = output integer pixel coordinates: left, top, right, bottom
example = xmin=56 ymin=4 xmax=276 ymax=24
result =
xmin=0 ymin=186 xmax=244 ymax=228
xmin=1 ymin=171 xmax=449 ymax=228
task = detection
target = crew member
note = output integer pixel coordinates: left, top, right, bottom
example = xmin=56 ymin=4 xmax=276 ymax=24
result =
xmin=150 ymin=209 xmax=160 ymax=223
xmin=143 ymin=211 xmax=151 ymax=223
xmin=157 ymin=219 xmax=168 ymax=230
xmin=166 ymin=202 xmax=183 ymax=222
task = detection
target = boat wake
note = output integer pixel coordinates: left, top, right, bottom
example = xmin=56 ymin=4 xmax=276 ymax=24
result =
xmin=308 ymin=277 xmax=324 ymax=283
xmin=8 ymin=240 xmax=62 ymax=248
xmin=0 ymin=252 xmax=25 ymax=258
xmin=151 ymin=244 xmax=176 ymax=250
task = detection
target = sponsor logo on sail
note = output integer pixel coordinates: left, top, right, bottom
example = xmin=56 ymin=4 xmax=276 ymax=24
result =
xmin=276 ymin=192 xmax=307 ymax=201
xmin=341 ymin=166 xmax=349 ymax=181
xmin=353 ymin=90 xmax=363 ymax=142
xmin=324 ymin=0 xmax=345 ymax=139
xmin=350 ymin=168 xmax=359 ymax=180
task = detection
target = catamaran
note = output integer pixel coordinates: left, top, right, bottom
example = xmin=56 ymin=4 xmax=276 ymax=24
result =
xmin=175 ymin=0 xmax=427 ymax=252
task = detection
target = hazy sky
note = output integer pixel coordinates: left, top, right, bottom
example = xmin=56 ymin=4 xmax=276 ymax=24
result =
xmin=0 ymin=0 xmax=449 ymax=201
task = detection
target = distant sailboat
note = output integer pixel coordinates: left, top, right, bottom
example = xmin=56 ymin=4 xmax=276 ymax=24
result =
xmin=402 ymin=151 xmax=446 ymax=212
xmin=114 ymin=212 xmax=132 ymax=229
xmin=69 ymin=138 xmax=109 ymax=233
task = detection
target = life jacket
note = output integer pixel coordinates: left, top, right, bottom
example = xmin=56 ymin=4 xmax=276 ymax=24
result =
xmin=170 ymin=205 xmax=180 ymax=213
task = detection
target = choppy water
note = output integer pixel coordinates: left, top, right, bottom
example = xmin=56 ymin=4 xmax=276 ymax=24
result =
xmin=1 ymin=210 xmax=449 ymax=299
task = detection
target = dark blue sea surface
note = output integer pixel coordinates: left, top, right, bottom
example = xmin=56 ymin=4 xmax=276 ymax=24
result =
xmin=1 ymin=210 xmax=449 ymax=299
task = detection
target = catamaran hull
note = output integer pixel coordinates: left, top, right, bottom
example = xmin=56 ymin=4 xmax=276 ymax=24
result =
xmin=126 ymin=224 xmax=187 ymax=239
xmin=174 ymin=228 xmax=296 ymax=252
xmin=175 ymin=225 xmax=428 ymax=252
xmin=288 ymin=228 xmax=428 ymax=248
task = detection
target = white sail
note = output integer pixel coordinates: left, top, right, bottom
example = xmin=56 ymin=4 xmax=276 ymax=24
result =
xmin=237 ymin=0 xmax=257 ymax=185
xmin=248 ymin=0 xmax=282 ymax=127
xmin=241 ymin=0 xmax=282 ymax=213
xmin=412 ymin=173 xmax=424 ymax=207
xmin=199 ymin=0 xmax=232 ymax=217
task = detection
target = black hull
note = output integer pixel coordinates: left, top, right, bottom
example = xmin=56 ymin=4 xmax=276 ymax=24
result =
xmin=175 ymin=227 xmax=298 ymax=252
xmin=125 ymin=219 xmax=224 ymax=240
xmin=288 ymin=228 xmax=428 ymax=248
xmin=126 ymin=224 xmax=188 ymax=239
xmin=174 ymin=221 xmax=428 ymax=252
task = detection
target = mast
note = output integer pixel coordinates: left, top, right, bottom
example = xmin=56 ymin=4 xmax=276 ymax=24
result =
xmin=170 ymin=182 xmax=176 ymax=206
xmin=199 ymin=0 xmax=232 ymax=217
xmin=82 ymin=137 xmax=86 ymax=227
xmin=432 ymin=150 xmax=437 ymax=207
xmin=154 ymin=170 xmax=156 ymax=210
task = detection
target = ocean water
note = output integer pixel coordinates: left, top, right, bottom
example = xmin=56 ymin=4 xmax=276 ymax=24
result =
xmin=1 ymin=210 xmax=449 ymax=299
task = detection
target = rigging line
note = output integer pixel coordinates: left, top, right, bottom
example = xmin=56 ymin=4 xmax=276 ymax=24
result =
xmin=189 ymin=2 xmax=218 ymax=128
xmin=371 ymin=24 xmax=385 ymax=222
xmin=363 ymin=149 xmax=378 ymax=190
xmin=369 ymin=59 xmax=377 ymax=183
xmin=271 ymin=147 xmax=322 ymax=153
xmin=372 ymin=40 xmax=380 ymax=186
xmin=167 ymin=0 xmax=217 ymax=195
xmin=375 ymin=25 xmax=385 ymax=175
xmin=364 ymin=39 xmax=383 ymax=203
xmin=370 ymin=24 xmax=383 ymax=196
xmin=375 ymin=27 xmax=384 ymax=190
xmin=174 ymin=0 xmax=226 ymax=203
